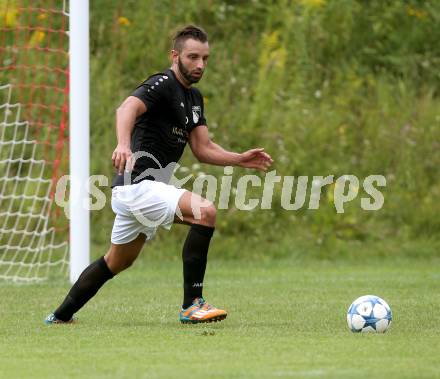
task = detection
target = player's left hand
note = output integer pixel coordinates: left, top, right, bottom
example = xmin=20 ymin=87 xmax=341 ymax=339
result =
xmin=238 ymin=148 xmax=273 ymax=172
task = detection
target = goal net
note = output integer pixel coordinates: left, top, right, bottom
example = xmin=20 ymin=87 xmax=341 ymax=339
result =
xmin=0 ymin=0 xmax=70 ymax=281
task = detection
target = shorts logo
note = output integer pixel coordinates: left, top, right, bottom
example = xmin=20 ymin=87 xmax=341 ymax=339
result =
xmin=192 ymin=105 xmax=201 ymax=124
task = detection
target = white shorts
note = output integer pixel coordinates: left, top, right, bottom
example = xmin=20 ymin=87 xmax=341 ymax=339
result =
xmin=111 ymin=180 xmax=187 ymax=244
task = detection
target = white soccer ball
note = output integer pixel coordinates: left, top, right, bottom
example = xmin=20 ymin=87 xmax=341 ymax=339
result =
xmin=347 ymin=295 xmax=392 ymax=333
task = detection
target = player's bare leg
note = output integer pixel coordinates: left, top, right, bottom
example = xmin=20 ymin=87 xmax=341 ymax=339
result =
xmin=175 ymin=191 xmax=227 ymax=323
xmin=45 ymin=233 xmax=146 ymax=324
xmin=175 ymin=191 xmax=216 ymax=227
xmin=104 ymin=233 xmax=146 ymax=274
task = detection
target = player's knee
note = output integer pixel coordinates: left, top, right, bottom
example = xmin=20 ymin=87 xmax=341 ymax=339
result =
xmin=105 ymin=249 xmax=136 ymax=275
xmin=108 ymin=258 xmax=134 ymax=274
xmin=121 ymin=258 xmax=134 ymax=271
xmin=200 ymin=203 xmax=216 ymax=226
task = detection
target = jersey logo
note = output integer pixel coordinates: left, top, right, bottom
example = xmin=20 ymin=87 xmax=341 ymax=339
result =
xmin=192 ymin=105 xmax=201 ymax=124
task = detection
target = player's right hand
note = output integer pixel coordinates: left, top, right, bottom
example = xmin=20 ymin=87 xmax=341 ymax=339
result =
xmin=112 ymin=144 xmax=133 ymax=175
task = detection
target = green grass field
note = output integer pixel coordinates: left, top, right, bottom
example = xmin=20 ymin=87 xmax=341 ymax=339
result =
xmin=1 ymin=257 xmax=439 ymax=379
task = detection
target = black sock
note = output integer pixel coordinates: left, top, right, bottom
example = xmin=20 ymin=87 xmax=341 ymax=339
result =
xmin=54 ymin=256 xmax=114 ymax=321
xmin=182 ymin=224 xmax=215 ymax=309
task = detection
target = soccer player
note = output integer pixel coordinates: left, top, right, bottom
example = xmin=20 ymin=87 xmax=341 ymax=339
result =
xmin=45 ymin=25 xmax=273 ymax=324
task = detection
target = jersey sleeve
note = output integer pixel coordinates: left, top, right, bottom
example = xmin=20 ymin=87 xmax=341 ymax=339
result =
xmin=131 ymin=75 xmax=170 ymax=111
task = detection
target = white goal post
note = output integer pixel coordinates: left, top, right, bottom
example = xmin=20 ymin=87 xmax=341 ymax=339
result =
xmin=69 ymin=0 xmax=90 ymax=283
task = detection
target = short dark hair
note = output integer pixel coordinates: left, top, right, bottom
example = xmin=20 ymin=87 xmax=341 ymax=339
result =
xmin=172 ymin=25 xmax=208 ymax=52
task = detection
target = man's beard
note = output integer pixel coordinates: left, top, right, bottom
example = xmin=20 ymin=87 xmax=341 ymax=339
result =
xmin=178 ymin=57 xmax=203 ymax=84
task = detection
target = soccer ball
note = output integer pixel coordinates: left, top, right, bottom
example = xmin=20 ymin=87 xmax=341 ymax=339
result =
xmin=347 ymin=295 xmax=392 ymax=333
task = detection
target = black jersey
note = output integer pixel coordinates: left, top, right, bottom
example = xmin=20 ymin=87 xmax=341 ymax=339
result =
xmin=111 ymin=68 xmax=206 ymax=187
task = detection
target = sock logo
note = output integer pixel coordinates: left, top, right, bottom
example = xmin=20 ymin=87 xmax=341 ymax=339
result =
xmin=192 ymin=282 xmax=203 ymax=288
